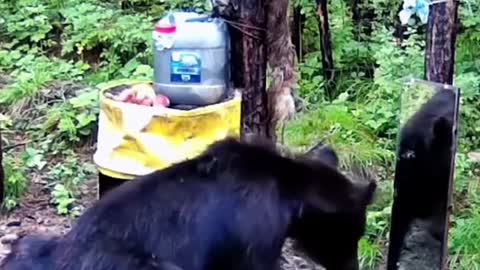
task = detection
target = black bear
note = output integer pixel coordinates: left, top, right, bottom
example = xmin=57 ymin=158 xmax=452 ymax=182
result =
xmin=387 ymin=88 xmax=457 ymax=270
xmin=2 ymin=233 xmax=183 ymax=270
xmin=303 ymin=141 xmax=339 ymax=168
xmin=2 ymin=137 xmax=376 ymax=270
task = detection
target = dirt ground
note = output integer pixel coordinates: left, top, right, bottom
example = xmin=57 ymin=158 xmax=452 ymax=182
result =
xmin=0 ymin=153 xmax=324 ymax=270
xmin=0 ymin=163 xmax=98 ymax=262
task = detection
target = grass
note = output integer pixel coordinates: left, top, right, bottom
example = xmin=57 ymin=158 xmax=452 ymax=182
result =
xmin=1 ymin=0 xmax=479 ymax=268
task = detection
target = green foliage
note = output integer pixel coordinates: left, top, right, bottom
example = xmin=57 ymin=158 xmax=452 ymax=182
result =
xmin=455 ymin=73 xmax=480 ymax=149
xmin=0 ymin=50 xmax=89 ymax=105
xmin=0 ymin=117 xmax=28 ymax=210
xmin=2 ymin=155 xmax=28 ymax=211
xmin=41 ymin=88 xmax=99 ymax=144
xmin=450 ymin=207 xmax=480 ymax=269
xmin=60 ymin=3 xmax=153 ymax=79
xmin=49 ymin=155 xmax=96 ymax=216
xmin=21 ymin=147 xmax=48 ymax=171
xmin=0 ymin=3 xmax=55 ymax=48
xmin=0 ymin=0 xmax=479 ymax=266
xmin=50 ymin=154 xmax=96 ymax=194
xmin=0 ymin=0 xmax=169 ymax=88
xmin=285 ymin=93 xmax=394 ymax=168
xmin=51 ymin=183 xmax=78 ymax=216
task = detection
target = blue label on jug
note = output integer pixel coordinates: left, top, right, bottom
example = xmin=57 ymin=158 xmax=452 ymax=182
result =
xmin=170 ymin=52 xmax=202 ymax=83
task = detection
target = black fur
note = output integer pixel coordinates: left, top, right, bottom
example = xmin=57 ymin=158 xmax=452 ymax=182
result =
xmin=387 ymin=88 xmax=457 ymax=270
xmin=303 ymin=142 xmax=339 ymax=168
xmin=2 ymin=137 xmax=376 ymax=270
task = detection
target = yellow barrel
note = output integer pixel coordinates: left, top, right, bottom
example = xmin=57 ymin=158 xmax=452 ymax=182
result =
xmin=93 ymin=79 xmax=242 ymax=180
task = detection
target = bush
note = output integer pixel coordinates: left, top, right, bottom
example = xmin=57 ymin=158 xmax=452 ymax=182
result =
xmin=0 ymin=0 xmax=479 ymax=267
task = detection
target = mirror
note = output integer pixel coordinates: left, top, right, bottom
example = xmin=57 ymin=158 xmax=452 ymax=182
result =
xmin=386 ymin=78 xmax=460 ymax=270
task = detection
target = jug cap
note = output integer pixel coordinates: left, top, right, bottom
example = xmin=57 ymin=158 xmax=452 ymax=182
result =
xmin=155 ymin=12 xmax=177 ymax=34
xmin=155 ymin=24 xmax=176 ymax=34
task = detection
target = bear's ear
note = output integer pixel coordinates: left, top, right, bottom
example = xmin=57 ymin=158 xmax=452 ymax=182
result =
xmin=304 ymin=169 xmax=377 ymax=214
xmin=355 ymin=179 xmax=377 ymax=207
xmin=302 ymin=142 xmax=339 ymax=169
xmin=432 ymin=116 xmax=454 ymax=146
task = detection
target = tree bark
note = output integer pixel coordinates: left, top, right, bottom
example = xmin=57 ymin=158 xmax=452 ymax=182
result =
xmin=229 ymin=26 xmax=245 ymax=90
xmin=350 ymin=0 xmax=376 ymax=40
xmin=425 ymin=0 xmax=459 ymax=85
xmin=238 ymin=0 xmax=272 ymax=140
xmin=351 ymin=0 xmax=362 ymax=41
xmin=291 ymin=6 xmax=304 ymax=62
xmin=316 ymin=0 xmax=335 ymax=100
xmin=0 ymin=130 xmax=4 ymax=207
xmin=425 ymin=1 xmax=459 ymax=269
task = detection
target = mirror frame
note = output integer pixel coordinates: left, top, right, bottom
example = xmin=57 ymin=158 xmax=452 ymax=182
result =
xmin=386 ymin=78 xmax=461 ymax=270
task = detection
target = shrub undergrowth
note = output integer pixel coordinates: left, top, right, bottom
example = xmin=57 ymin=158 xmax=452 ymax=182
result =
xmin=0 ymin=0 xmax=479 ymax=268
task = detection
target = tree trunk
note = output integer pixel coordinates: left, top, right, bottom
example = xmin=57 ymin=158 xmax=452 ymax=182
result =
xmin=425 ymin=0 xmax=459 ymax=85
xmin=291 ymin=6 xmax=304 ymax=62
xmin=425 ymin=1 xmax=459 ymax=268
xmin=0 ymin=130 xmax=4 ymax=207
xmin=350 ymin=0 xmax=361 ymax=41
xmin=316 ymin=0 xmax=335 ymax=100
xmin=238 ymin=0 xmax=272 ymax=140
xmin=350 ymin=0 xmax=376 ymax=40
xmin=229 ymin=25 xmax=245 ymax=90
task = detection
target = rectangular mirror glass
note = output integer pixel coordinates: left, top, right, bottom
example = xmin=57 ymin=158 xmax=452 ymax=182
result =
xmin=386 ymin=78 xmax=460 ymax=270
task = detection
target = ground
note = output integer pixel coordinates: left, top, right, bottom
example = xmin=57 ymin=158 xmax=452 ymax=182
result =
xmin=0 ymin=152 xmax=98 ymax=261
xmin=0 ymin=149 xmax=325 ymax=270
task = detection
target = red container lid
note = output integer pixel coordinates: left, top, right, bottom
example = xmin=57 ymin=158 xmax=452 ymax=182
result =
xmin=155 ymin=24 xmax=177 ymax=34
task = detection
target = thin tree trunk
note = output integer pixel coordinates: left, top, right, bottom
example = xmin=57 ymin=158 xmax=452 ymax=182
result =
xmin=425 ymin=0 xmax=459 ymax=85
xmin=316 ymin=0 xmax=335 ymax=100
xmin=425 ymin=1 xmax=459 ymax=268
xmin=291 ymin=6 xmax=304 ymax=62
xmin=229 ymin=26 xmax=245 ymax=90
xmin=350 ymin=0 xmax=375 ymax=40
xmin=351 ymin=0 xmax=361 ymax=41
xmin=239 ymin=0 xmax=272 ymax=140
xmin=0 ymin=130 xmax=4 ymax=208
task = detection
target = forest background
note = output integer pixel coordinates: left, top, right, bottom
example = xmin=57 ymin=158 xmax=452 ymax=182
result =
xmin=0 ymin=0 xmax=479 ymax=268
